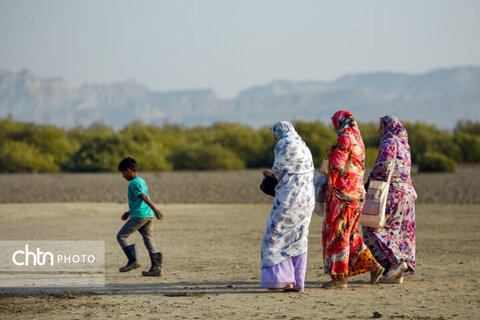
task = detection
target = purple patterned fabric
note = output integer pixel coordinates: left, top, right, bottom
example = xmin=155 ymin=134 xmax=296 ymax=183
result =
xmin=362 ymin=115 xmax=417 ymax=275
xmin=260 ymin=253 xmax=307 ymax=292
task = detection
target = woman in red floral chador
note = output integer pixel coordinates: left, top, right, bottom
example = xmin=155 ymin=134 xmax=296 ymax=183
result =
xmin=322 ymin=110 xmax=384 ymax=288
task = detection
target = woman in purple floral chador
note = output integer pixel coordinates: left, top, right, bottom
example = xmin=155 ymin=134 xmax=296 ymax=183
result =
xmin=362 ymin=115 xmax=417 ymax=283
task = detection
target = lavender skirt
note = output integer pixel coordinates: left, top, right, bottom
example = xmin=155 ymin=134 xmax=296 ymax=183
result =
xmin=260 ymin=253 xmax=307 ymax=292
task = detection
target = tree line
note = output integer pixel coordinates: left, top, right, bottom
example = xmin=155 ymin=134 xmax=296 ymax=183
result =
xmin=0 ymin=117 xmax=479 ymax=173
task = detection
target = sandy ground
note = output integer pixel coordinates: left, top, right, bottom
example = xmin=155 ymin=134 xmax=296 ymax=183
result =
xmin=0 ymin=203 xmax=479 ymax=319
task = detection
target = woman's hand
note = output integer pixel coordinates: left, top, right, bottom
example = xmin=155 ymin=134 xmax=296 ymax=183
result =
xmin=262 ymin=169 xmax=273 ymax=178
xmin=121 ymin=211 xmax=130 ymax=221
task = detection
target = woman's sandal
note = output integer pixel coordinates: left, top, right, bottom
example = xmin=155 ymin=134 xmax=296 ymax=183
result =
xmin=268 ymin=283 xmax=294 ymax=291
xmin=370 ymin=265 xmax=385 ymax=285
xmin=383 ymin=262 xmax=408 ymax=281
xmin=322 ymin=279 xmax=347 ymax=289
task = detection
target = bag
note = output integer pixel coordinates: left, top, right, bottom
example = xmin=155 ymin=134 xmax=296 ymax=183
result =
xmin=360 ymin=140 xmax=397 ymax=228
xmin=313 ymin=201 xmax=326 ymax=217
xmin=313 ymin=171 xmax=328 ymax=217
xmin=260 ymin=175 xmax=278 ymax=197
xmin=314 ymin=172 xmax=328 ymax=202
xmin=319 ymin=158 xmax=329 ymax=176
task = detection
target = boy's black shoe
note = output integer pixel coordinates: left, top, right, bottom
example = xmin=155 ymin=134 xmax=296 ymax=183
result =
xmin=119 ymin=244 xmax=141 ymax=272
xmin=142 ymin=252 xmax=163 ymax=277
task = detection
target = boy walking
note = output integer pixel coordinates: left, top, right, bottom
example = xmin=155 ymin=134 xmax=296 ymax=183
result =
xmin=117 ymin=157 xmax=164 ymax=276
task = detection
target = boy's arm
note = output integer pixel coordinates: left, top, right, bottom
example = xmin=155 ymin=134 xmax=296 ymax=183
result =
xmin=138 ymin=193 xmax=163 ymax=221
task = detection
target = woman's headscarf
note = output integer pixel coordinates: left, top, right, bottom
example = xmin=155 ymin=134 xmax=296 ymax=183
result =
xmin=271 ymin=121 xmax=297 ymax=140
xmin=331 ymin=110 xmax=363 ymax=143
xmin=380 ymin=115 xmax=408 ymax=142
xmin=270 ymin=121 xmax=314 ymax=175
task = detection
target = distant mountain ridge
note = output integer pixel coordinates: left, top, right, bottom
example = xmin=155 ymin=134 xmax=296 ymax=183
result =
xmin=0 ymin=66 xmax=479 ymax=129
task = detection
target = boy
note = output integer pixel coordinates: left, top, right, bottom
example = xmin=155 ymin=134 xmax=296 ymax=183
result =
xmin=117 ymin=157 xmax=164 ymax=276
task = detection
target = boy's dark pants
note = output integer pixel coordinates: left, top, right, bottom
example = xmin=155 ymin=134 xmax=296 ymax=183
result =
xmin=117 ymin=218 xmax=157 ymax=254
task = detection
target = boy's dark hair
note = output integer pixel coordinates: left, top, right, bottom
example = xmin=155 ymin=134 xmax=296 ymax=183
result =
xmin=118 ymin=157 xmax=137 ymax=171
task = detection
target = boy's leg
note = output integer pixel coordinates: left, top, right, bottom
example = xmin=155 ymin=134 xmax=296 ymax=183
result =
xmin=138 ymin=218 xmax=157 ymax=253
xmin=117 ymin=219 xmax=146 ymax=272
xmin=138 ymin=218 xmax=163 ymax=277
xmin=117 ymin=219 xmax=146 ymax=248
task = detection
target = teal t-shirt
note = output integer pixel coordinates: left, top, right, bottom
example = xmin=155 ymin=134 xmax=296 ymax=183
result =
xmin=128 ymin=177 xmax=154 ymax=219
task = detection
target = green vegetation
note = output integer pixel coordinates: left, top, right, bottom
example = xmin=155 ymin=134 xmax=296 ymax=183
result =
xmin=0 ymin=117 xmax=479 ymax=172
xmin=417 ymin=151 xmax=457 ymax=172
xmin=170 ymin=145 xmax=244 ymax=170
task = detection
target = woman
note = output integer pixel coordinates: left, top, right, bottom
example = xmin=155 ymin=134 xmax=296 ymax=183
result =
xmin=260 ymin=121 xmax=315 ymax=292
xmin=362 ymin=115 xmax=416 ymax=283
xmin=322 ymin=110 xmax=384 ymax=288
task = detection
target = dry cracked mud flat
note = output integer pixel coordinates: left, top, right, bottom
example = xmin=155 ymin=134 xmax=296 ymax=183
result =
xmin=0 ymin=166 xmax=479 ymax=204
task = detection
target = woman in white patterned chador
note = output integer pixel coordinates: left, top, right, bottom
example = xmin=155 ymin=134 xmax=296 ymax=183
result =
xmin=260 ymin=121 xmax=315 ymax=292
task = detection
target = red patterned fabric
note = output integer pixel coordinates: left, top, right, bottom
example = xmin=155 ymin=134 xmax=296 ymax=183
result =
xmin=322 ymin=110 xmax=377 ymax=280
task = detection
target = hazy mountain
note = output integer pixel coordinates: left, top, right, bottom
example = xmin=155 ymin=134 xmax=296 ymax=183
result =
xmin=0 ymin=66 xmax=479 ymax=129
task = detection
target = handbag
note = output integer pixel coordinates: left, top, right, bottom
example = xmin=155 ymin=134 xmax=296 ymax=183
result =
xmin=319 ymin=158 xmax=329 ymax=176
xmin=313 ymin=171 xmax=328 ymax=217
xmin=260 ymin=175 xmax=278 ymax=197
xmin=360 ymin=140 xmax=397 ymax=228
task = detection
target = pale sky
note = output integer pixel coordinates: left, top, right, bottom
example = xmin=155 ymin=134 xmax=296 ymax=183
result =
xmin=1 ymin=0 xmax=479 ymax=98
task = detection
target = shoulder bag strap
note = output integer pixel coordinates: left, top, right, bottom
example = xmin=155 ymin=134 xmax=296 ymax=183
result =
xmin=386 ymin=139 xmax=398 ymax=185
